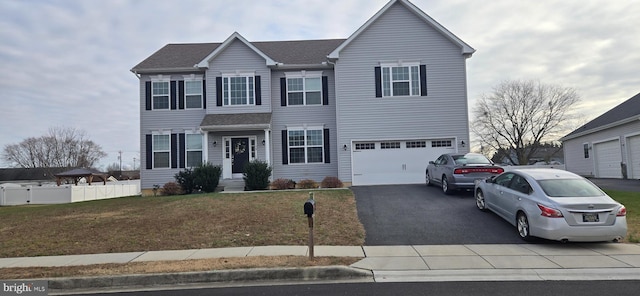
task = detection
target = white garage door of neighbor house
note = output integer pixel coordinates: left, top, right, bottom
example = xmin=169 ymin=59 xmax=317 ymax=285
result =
xmin=628 ymin=135 xmax=640 ymax=179
xmin=594 ymin=139 xmax=622 ymax=178
xmin=351 ymin=139 xmax=455 ymax=186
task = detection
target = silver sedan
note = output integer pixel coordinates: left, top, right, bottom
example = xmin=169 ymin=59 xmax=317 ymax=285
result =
xmin=474 ymin=168 xmax=627 ymax=242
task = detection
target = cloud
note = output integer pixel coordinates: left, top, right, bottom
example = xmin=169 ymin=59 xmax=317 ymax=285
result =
xmin=1 ymin=0 xmax=639 ymax=168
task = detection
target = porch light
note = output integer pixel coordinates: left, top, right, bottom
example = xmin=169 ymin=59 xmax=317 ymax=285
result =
xmin=460 ymin=140 xmax=466 ymax=148
xmin=262 ymin=139 xmax=265 ymax=145
xmin=213 ymin=141 xmax=217 ymax=147
xmin=343 ymin=144 xmax=348 ymax=151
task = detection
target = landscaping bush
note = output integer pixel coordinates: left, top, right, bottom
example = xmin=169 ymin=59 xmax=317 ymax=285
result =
xmin=298 ymin=179 xmax=318 ymax=189
xmin=243 ymin=160 xmax=272 ymax=190
xmin=193 ymin=163 xmax=222 ymax=193
xmin=174 ymin=168 xmax=197 ymax=194
xmin=321 ymin=176 xmax=343 ymax=188
xmin=271 ymin=178 xmax=296 ymax=190
xmin=162 ymin=182 xmax=183 ymax=196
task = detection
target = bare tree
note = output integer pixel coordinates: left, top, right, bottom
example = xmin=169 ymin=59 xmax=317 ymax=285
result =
xmin=471 ymin=80 xmax=580 ymax=165
xmin=2 ymin=127 xmax=107 ymax=169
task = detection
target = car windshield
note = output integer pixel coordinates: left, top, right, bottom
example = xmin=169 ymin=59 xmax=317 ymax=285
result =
xmin=537 ymin=179 xmax=605 ymax=197
xmin=453 ymin=154 xmax=491 ymax=165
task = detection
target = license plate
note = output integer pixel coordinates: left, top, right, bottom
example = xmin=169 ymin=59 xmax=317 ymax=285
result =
xmin=583 ymin=213 xmax=599 ymax=222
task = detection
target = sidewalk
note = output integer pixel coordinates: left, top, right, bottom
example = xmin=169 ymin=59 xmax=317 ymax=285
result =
xmin=2 ymin=243 xmax=640 ymax=287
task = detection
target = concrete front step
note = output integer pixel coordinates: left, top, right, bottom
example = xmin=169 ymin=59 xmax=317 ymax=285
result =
xmin=220 ymin=179 xmax=245 ymax=192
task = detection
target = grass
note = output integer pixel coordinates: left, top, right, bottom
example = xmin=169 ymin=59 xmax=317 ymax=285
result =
xmin=0 ymin=189 xmax=365 ymax=258
xmin=605 ymin=190 xmax=640 ymax=243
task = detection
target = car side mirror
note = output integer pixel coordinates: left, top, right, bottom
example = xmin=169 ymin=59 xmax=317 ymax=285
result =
xmin=486 ymin=176 xmax=496 ymax=183
xmin=429 ymin=161 xmax=435 ymax=165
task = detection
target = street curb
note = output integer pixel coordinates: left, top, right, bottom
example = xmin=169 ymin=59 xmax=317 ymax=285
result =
xmin=47 ymin=265 xmax=373 ymax=291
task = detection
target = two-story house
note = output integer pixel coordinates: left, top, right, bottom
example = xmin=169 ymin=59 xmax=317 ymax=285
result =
xmin=131 ymin=0 xmax=474 ymax=193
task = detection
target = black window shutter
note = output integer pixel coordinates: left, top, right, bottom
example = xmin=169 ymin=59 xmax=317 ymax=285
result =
xmin=170 ymin=81 xmax=177 ymax=110
xmin=324 ymin=129 xmax=330 ymax=164
xmin=322 ymin=76 xmax=329 ymax=105
xmin=171 ymin=133 xmax=178 ymax=169
xmin=255 ymin=75 xmax=261 ymax=105
xmin=202 ymin=79 xmax=207 ymax=109
xmin=178 ymin=133 xmax=185 ymax=168
xmin=178 ymin=81 xmax=185 ymax=109
xmin=145 ymin=134 xmax=152 ymax=169
xmin=420 ymin=65 xmax=427 ymax=96
xmin=280 ymin=77 xmax=287 ymax=106
xmin=374 ymin=67 xmax=382 ymax=98
xmin=216 ymin=77 xmax=223 ymax=106
xmin=281 ymin=130 xmax=288 ymax=165
xmin=145 ymin=81 xmax=152 ymax=110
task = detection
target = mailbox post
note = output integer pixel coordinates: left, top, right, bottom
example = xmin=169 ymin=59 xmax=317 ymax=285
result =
xmin=304 ymin=192 xmax=316 ymax=260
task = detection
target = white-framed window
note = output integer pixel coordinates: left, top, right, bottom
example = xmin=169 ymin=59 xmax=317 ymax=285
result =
xmin=185 ymin=79 xmax=202 ymax=109
xmin=222 ymin=74 xmax=254 ymax=106
xmin=151 ymin=79 xmax=170 ymax=110
xmin=432 ymin=140 xmax=452 ymax=147
xmin=286 ymin=72 xmax=322 ymax=105
xmin=381 ymin=142 xmax=401 ymax=149
xmin=406 ymin=141 xmax=426 ymax=148
xmin=185 ymin=134 xmax=203 ymax=167
xmin=152 ymin=134 xmax=170 ymax=168
xmin=288 ymin=128 xmax=324 ymax=164
xmin=381 ymin=63 xmax=420 ymax=97
xmin=583 ymin=143 xmax=590 ymax=158
xmin=355 ymin=143 xmax=375 ymax=150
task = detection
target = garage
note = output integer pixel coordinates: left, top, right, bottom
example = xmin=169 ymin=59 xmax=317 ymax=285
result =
xmin=594 ymin=139 xmax=622 ymax=178
xmin=351 ymin=139 xmax=455 ymax=185
xmin=627 ymin=135 xmax=640 ymax=179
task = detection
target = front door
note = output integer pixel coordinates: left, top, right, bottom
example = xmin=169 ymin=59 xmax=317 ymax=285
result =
xmin=232 ymin=138 xmax=250 ymax=174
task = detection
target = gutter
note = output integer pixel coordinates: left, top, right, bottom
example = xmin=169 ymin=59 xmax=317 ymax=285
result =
xmin=560 ymin=115 xmax=640 ymax=141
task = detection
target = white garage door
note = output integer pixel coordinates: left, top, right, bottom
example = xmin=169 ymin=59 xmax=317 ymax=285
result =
xmin=594 ymin=139 xmax=622 ymax=178
xmin=628 ymin=135 xmax=640 ymax=179
xmin=352 ymin=139 xmax=455 ymax=185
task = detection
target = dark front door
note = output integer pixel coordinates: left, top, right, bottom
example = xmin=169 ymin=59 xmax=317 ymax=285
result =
xmin=232 ymin=138 xmax=250 ymax=174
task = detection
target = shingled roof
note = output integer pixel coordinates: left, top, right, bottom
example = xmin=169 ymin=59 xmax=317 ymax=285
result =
xmin=131 ymin=38 xmax=345 ymax=73
xmin=562 ymin=92 xmax=640 ymax=140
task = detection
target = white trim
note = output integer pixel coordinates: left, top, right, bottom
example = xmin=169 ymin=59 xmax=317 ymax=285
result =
xmin=221 ymin=75 xmax=256 ymax=106
xmin=561 ymin=115 xmax=640 ymax=141
xmin=151 ymin=134 xmax=171 ymax=169
xmin=592 ymin=137 xmax=620 ymax=145
xmin=284 ymin=71 xmax=323 ymax=78
xmin=196 ymin=32 xmax=276 ymax=68
xmin=286 ymin=127 xmax=325 ymax=164
xmin=221 ymin=136 xmax=258 ymax=179
xmin=328 ymin=0 xmax=474 ymax=59
xmin=379 ymin=61 xmax=419 ymax=68
xmin=183 ymin=79 xmax=203 ymax=109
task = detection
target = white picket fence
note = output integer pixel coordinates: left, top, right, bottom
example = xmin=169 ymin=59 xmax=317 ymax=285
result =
xmin=0 ymin=180 xmax=140 ymax=206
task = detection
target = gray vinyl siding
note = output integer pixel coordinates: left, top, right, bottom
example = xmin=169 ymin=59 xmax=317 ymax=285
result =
xmin=205 ymin=39 xmax=272 ymax=115
xmin=270 ymin=69 xmax=339 ymax=182
xmin=335 ymin=3 xmax=471 ymax=182
xmin=139 ymin=74 xmax=207 ymax=189
xmin=563 ymin=121 xmax=640 ymax=177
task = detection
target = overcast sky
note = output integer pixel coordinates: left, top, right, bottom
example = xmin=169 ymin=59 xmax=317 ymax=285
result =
xmin=1 ymin=0 xmax=639 ymax=169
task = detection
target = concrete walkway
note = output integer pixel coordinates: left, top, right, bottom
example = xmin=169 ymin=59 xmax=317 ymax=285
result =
xmin=3 ymin=243 xmax=640 ymax=282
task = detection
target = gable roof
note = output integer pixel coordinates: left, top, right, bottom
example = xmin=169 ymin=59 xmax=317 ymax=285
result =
xmin=561 ymin=92 xmax=640 ymax=141
xmin=328 ymin=0 xmax=475 ymax=59
xmin=196 ymin=32 xmax=277 ymax=68
xmin=131 ymin=38 xmax=345 ymax=74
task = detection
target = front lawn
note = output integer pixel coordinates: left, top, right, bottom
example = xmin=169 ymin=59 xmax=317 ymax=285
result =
xmin=606 ymin=190 xmax=640 ymax=243
xmin=0 ymin=190 xmax=365 ymax=258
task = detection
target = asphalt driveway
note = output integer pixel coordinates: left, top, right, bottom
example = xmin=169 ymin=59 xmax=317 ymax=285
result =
xmin=353 ymin=184 xmax=526 ymax=245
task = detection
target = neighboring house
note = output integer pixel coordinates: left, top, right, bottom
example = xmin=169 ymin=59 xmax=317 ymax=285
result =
xmin=131 ymin=0 xmax=475 ymax=192
xmin=0 ymin=167 xmax=71 ymax=185
xmin=561 ymin=92 xmax=640 ymax=179
xmin=491 ymin=144 xmax=564 ymax=165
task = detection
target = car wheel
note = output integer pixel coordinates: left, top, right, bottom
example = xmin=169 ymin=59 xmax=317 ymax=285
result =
xmin=425 ymin=171 xmax=432 ymax=186
xmin=517 ymin=212 xmax=533 ymax=241
xmin=475 ymin=189 xmax=487 ymax=211
xmin=442 ymin=175 xmax=452 ymax=195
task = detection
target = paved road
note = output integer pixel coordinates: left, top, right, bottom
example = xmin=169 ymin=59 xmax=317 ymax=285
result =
xmin=590 ymin=178 xmax=640 ymax=192
xmin=69 ymin=281 xmax=640 ymax=296
xmin=353 ymin=184 xmax=533 ymax=245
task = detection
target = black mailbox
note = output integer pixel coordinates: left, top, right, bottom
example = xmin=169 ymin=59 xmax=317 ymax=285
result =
xmin=304 ymin=199 xmax=315 ymax=217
